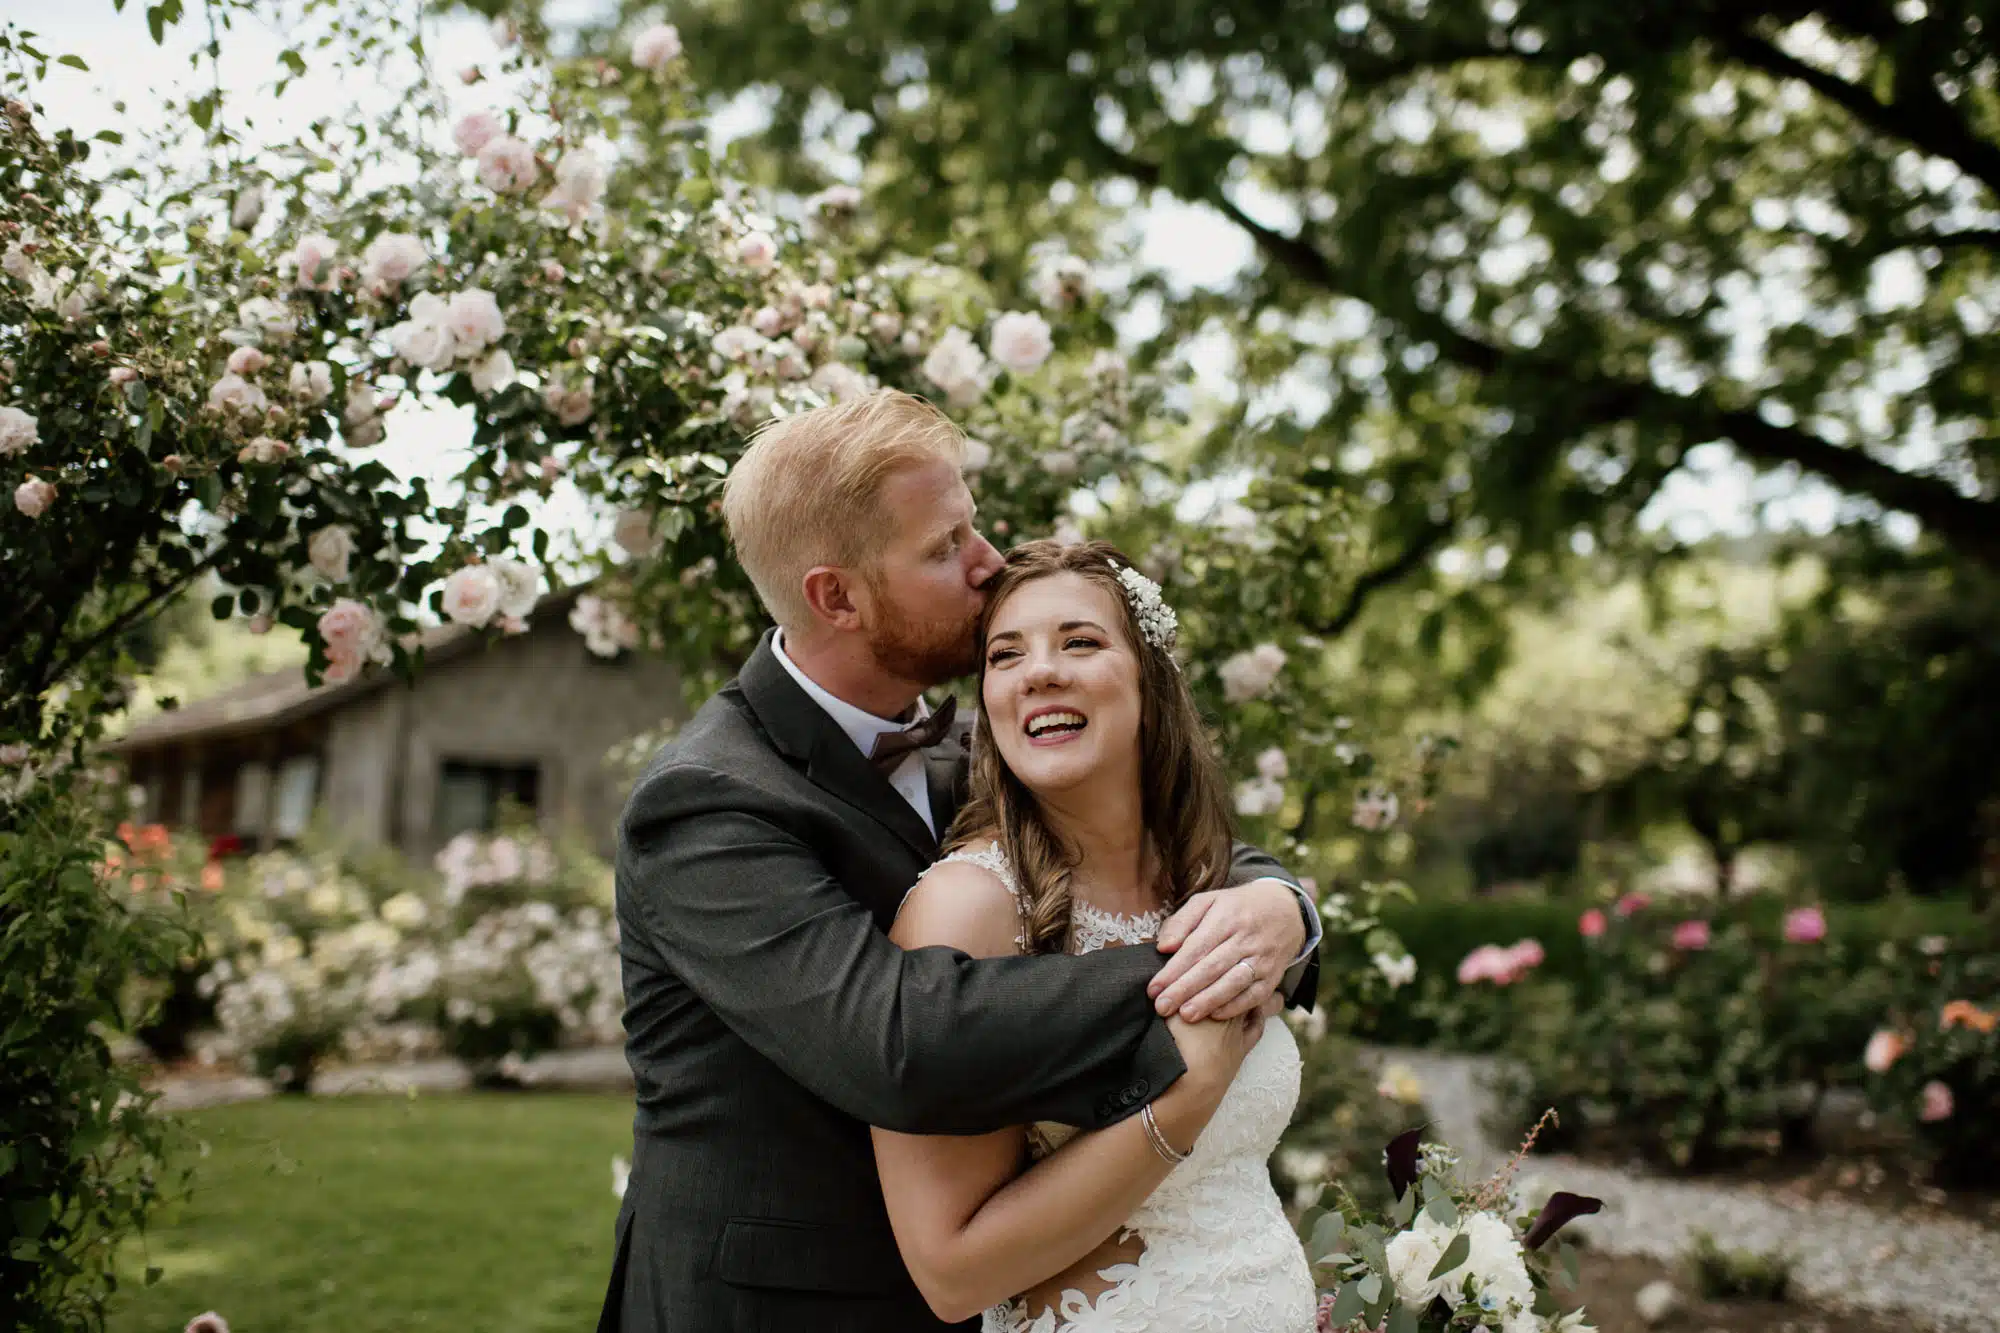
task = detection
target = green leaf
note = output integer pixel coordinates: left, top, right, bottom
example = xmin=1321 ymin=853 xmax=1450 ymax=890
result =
xmin=1326 ymin=1281 xmax=1365 ymax=1327
xmin=57 ymin=53 xmax=89 ymax=70
xmin=189 ymin=92 xmax=215 ymax=132
xmin=1310 ymin=1211 xmax=1346 ymax=1258
xmin=1386 ymin=1302 xmax=1418 ymax=1333
xmin=1423 ymin=1190 xmax=1459 ymax=1229
xmin=146 ymin=4 xmax=167 ymax=44
xmin=1427 ymin=1230 xmax=1471 ymax=1282
xmin=1356 ymin=1273 xmax=1381 ymax=1305
xmin=1560 ymin=1240 xmax=1580 ymax=1289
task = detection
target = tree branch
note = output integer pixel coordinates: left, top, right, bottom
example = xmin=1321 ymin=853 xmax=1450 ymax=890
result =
xmin=1311 ymin=520 xmax=1456 ymax=638
xmin=1720 ymin=31 xmax=2000 ymax=199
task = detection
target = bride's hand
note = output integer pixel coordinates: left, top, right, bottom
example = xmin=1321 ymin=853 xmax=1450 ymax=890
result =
xmin=1164 ymin=1007 xmax=1264 ymax=1098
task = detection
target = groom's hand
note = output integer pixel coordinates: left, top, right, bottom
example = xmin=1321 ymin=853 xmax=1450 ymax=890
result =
xmin=1149 ymin=878 xmax=1306 ymax=1021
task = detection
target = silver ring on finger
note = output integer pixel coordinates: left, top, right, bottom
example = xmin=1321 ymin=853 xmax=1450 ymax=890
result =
xmin=1233 ymin=958 xmax=1257 ymax=981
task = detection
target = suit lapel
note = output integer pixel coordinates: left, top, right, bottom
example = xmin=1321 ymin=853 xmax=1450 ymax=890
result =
xmin=736 ymin=630 xmax=940 ymax=860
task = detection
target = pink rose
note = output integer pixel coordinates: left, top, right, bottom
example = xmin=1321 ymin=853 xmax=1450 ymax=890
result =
xmin=1782 ymin=906 xmax=1827 ymax=943
xmin=988 ymin=310 xmax=1054 ymax=374
xmin=453 ymin=110 xmax=504 ymax=157
xmin=442 ymin=564 xmax=502 ymax=627
xmin=1507 ymin=938 xmax=1545 ymax=972
xmin=1457 ymin=944 xmax=1512 ymax=986
xmin=185 ymin=1314 xmax=231 ymax=1333
xmin=316 ymin=598 xmax=379 ymax=655
xmin=225 ymin=345 xmax=268 ymax=376
xmin=1614 ymin=891 xmax=1651 ymax=918
xmin=1579 ymin=908 xmax=1608 ymax=939
xmin=108 ymin=365 xmax=139 ymax=385
xmin=1919 ymin=1080 xmax=1954 ymax=1122
xmin=13 ymin=476 xmax=54 ymax=518
xmin=1863 ymin=1029 xmax=1909 ymax=1074
xmin=290 ymin=234 xmax=339 ymax=291
xmin=477 ymin=135 xmax=540 ymax=194
xmin=631 ymin=23 xmax=682 ymax=70
xmin=736 ymin=231 xmax=778 ymax=270
xmin=1671 ymin=919 xmax=1711 ymax=951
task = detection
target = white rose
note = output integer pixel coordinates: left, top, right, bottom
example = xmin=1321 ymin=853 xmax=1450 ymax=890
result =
xmin=226 ymin=345 xmax=268 ymax=376
xmin=453 ymin=110 xmax=505 ymax=157
xmin=543 ymin=379 xmax=595 ymax=426
xmin=2 ymin=243 xmax=55 ymax=309
xmin=289 ymin=360 xmax=334 ymax=403
xmin=442 ymin=565 xmax=502 ymax=628
xmin=1384 ymin=1226 xmax=1449 ymax=1309
xmin=1233 ymin=777 xmax=1285 ymax=818
xmin=712 ymin=324 xmax=768 ymax=362
xmin=308 ymin=526 xmax=354 ymax=582
xmin=612 ymin=509 xmax=658 ymax=558
xmin=0 ymin=405 xmax=38 ymax=456
xmin=631 ymin=23 xmax=682 ymax=70
xmin=343 ymin=380 xmax=380 ymax=428
xmin=238 ymin=296 xmax=298 ymax=340
xmin=1255 ymin=747 xmax=1289 ymax=781
xmin=736 ymin=231 xmax=778 ymax=270
xmin=546 ymin=148 xmax=609 ymax=223
xmin=808 ymin=361 xmax=875 ymax=402
xmin=207 ymin=373 xmax=269 ymax=415
xmin=57 ymin=283 xmax=94 ymax=324
xmin=1040 ymin=450 xmax=1078 ymax=477
xmin=470 ymin=348 xmax=516 ymax=396
xmin=492 ymin=559 xmax=539 ymax=620
xmin=359 ymin=233 xmax=427 ymax=291
xmin=477 ymin=135 xmax=540 ymax=194
xmin=1218 ymin=643 xmax=1286 ymax=702
xmin=13 ymin=477 xmax=54 ymax=518
xmin=869 ymin=310 xmax=903 ymax=343
xmin=388 ymin=293 xmax=459 ymax=372
xmin=1031 ymin=254 xmax=1094 ymax=310
xmin=291 ymin=234 xmax=339 ymax=291
xmin=921 ymin=326 xmax=988 ymax=406
xmin=444 ymin=288 xmax=505 ymax=353
xmin=961 ymin=437 xmax=992 ymax=473
xmin=231 ymin=184 xmax=266 ymax=231
xmin=988 ymin=310 xmax=1054 ymax=374
xmin=1373 ymin=951 xmax=1418 ymax=989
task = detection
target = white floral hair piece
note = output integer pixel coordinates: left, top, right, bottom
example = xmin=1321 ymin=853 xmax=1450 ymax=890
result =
xmin=1112 ymin=562 xmax=1177 ymax=654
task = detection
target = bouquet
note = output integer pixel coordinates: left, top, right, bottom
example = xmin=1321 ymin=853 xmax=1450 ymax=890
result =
xmin=1304 ymin=1114 xmax=1603 ymax=1333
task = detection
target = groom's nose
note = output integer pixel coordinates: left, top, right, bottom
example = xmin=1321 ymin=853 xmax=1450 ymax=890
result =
xmin=967 ymin=533 xmax=1003 ymax=588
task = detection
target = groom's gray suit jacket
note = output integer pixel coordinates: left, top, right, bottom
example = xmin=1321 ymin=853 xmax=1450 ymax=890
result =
xmin=598 ymin=629 xmax=1320 ymax=1333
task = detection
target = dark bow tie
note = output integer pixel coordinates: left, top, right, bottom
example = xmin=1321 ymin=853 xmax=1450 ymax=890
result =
xmin=868 ymin=696 xmax=957 ymax=771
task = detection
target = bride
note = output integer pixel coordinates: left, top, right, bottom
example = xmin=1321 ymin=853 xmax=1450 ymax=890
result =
xmin=874 ymin=539 xmax=1318 ymax=1333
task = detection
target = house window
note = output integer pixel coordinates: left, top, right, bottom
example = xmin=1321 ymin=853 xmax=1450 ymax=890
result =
xmin=434 ymin=759 xmax=541 ymax=839
xmin=232 ymin=762 xmax=271 ymax=837
xmin=272 ymin=755 xmax=320 ymax=840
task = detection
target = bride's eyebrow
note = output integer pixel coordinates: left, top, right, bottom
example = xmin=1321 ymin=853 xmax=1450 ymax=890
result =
xmin=1059 ymin=620 xmax=1109 ymax=635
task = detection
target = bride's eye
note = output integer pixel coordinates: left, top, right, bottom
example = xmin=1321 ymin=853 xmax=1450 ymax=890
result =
xmin=1065 ymin=636 xmax=1100 ymax=651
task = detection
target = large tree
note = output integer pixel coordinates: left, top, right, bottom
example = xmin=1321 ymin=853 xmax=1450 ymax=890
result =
xmin=549 ymin=0 xmax=1998 ymax=650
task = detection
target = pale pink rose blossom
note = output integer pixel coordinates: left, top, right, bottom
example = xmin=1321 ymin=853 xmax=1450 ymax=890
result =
xmin=0 ymin=743 xmax=30 ymax=766
xmin=453 ymin=110 xmax=505 ymax=157
xmin=317 ymin=598 xmax=382 ymax=659
xmin=308 ymin=525 xmax=354 ymax=582
xmin=477 ymin=135 xmax=540 ymax=194
xmin=289 ymin=360 xmax=334 ymax=403
xmin=457 ymin=65 xmax=482 ymax=85
xmin=359 ymin=233 xmax=427 ymax=291
xmin=492 ymin=559 xmax=539 ymax=620
xmin=1863 ymin=1029 xmax=1909 ymax=1074
xmin=811 ymin=183 xmax=863 ymax=214
xmin=14 ymin=476 xmax=55 ymax=518
xmin=442 ymin=565 xmax=503 ymax=627
xmin=545 ymin=149 xmax=609 ymax=223
xmin=613 ymin=509 xmax=658 ymax=558
xmin=207 ymin=373 xmax=268 ymax=415
xmin=388 ymin=292 xmax=458 ymax=371
xmin=290 ymin=234 xmax=339 ymax=291
xmin=1614 ymin=891 xmax=1651 ymax=918
xmin=921 ymin=326 xmax=988 ymax=407
xmin=541 ymin=260 xmax=566 ymax=283
xmin=1919 ymin=1080 xmax=1954 ymax=1122
xmin=543 ymin=379 xmax=595 ymax=427
xmin=631 ymin=23 xmax=683 ymax=70
xmin=109 ymin=365 xmax=139 ymax=386
xmin=736 ymin=231 xmax=778 ymax=270
xmin=470 ymin=349 xmax=516 ymax=396
xmin=226 ymin=345 xmax=268 ymax=376
xmin=237 ymin=436 xmax=291 ymax=464
xmin=1457 ymin=945 xmax=1512 ymax=986
xmin=988 ymin=310 xmax=1054 ymax=374
xmin=444 ymin=288 xmax=506 ymax=352
xmin=1782 ymin=906 xmax=1827 ymax=943
xmin=0 ymin=404 xmax=37 ymax=456
xmin=184 ymin=1313 xmax=231 ymax=1333
xmin=1672 ymin=919 xmax=1711 ymax=951
xmin=800 ymin=282 xmax=834 ymax=311
xmin=751 ymin=306 xmax=786 ymax=338
xmin=1579 ymin=908 xmax=1608 ymax=938
xmin=1507 ymin=938 xmax=1546 ymax=971
xmin=539 ymin=456 xmax=563 ymax=485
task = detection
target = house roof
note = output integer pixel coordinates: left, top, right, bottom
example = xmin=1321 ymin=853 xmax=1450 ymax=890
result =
xmin=108 ymin=583 xmax=592 ymax=754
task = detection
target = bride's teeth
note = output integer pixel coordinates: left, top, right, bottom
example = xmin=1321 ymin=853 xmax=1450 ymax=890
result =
xmin=1027 ymin=710 xmax=1086 ymax=736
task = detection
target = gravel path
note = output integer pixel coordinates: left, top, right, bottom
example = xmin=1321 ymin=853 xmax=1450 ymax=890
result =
xmin=1360 ymin=1045 xmax=2000 ymax=1333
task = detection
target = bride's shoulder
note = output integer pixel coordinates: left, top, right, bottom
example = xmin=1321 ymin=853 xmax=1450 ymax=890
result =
xmin=892 ymin=838 xmax=1022 ymax=958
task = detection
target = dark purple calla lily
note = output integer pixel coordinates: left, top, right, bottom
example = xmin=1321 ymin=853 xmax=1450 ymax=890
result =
xmin=1383 ymin=1128 xmax=1425 ymax=1201
xmin=1522 ymin=1191 xmax=1603 ymax=1250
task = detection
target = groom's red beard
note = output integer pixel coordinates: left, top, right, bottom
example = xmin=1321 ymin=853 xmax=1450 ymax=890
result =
xmin=864 ymin=583 xmax=983 ymax=686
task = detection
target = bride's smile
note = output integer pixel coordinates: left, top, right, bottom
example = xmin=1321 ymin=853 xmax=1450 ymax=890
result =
xmin=982 ymin=570 xmax=1144 ymax=797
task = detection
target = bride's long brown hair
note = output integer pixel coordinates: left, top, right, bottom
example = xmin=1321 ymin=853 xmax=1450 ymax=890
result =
xmin=945 ymin=539 xmax=1236 ymax=955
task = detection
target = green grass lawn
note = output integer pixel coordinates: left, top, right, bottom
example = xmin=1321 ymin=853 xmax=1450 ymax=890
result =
xmin=111 ymin=1093 xmax=634 ymax=1333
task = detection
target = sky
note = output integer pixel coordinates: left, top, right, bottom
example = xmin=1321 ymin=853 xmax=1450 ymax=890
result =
xmin=12 ymin=0 xmax=1865 ymax=575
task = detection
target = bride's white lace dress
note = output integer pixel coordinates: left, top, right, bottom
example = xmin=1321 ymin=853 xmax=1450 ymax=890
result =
xmin=925 ymin=841 xmax=1317 ymax=1333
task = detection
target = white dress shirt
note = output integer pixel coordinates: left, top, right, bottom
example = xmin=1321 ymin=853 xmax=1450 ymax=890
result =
xmin=772 ymin=631 xmax=937 ymax=837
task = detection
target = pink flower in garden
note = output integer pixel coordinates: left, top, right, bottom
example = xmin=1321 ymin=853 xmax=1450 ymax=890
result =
xmin=477 ymin=135 xmax=541 ymax=194
xmin=185 ymin=1313 xmax=230 ymax=1333
xmin=1671 ymin=919 xmax=1711 ymax=951
xmin=631 ymin=23 xmax=683 ymax=71
xmin=1457 ymin=944 xmax=1510 ymax=986
xmin=989 ymin=310 xmax=1055 ymax=374
xmin=442 ymin=564 xmax=503 ymax=627
xmin=1614 ymin=891 xmax=1651 ymax=918
xmin=1782 ymin=906 xmax=1827 ymax=943
xmin=453 ymin=110 xmax=504 ymax=157
xmin=14 ymin=476 xmax=55 ymax=518
xmin=1508 ymin=938 xmax=1546 ymax=971
xmin=1920 ymin=1080 xmax=1954 ymax=1122
xmin=736 ymin=230 xmax=779 ymax=270
xmin=290 ymin=233 xmax=339 ymax=291
xmin=1579 ymin=908 xmax=1608 ymax=938
xmin=225 ymin=345 xmax=268 ymax=376
xmin=1864 ymin=1029 xmax=1909 ymax=1074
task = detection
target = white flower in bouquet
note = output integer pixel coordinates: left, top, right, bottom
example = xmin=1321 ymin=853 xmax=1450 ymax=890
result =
xmin=238 ymin=295 xmax=298 ymax=340
xmin=289 ymin=359 xmax=334 ymax=403
xmin=359 ymin=232 xmax=427 ymax=291
xmin=443 ymin=564 xmax=503 ymax=627
xmin=453 ymin=110 xmax=504 ymax=157
xmin=0 ymin=405 xmax=40 ymax=456
xmin=290 ymin=233 xmax=340 ymax=291
xmin=1384 ymin=1220 xmax=1451 ymax=1307
xmin=477 ymin=134 xmax=541 ymax=194
xmin=308 ymin=525 xmax=354 ymax=582
xmin=631 ymin=23 xmax=682 ymax=70
xmin=988 ymin=310 xmax=1054 ymax=374
xmin=921 ymin=326 xmax=988 ymax=406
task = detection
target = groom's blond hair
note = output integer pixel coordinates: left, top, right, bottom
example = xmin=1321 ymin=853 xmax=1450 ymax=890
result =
xmin=722 ymin=389 xmax=968 ymax=632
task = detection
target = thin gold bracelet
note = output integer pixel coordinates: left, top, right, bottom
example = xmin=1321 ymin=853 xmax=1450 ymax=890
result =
xmin=1140 ymin=1103 xmax=1188 ymax=1165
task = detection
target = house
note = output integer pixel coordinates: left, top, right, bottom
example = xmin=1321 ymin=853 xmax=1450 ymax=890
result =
xmin=108 ymin=587 xmax=688 ymax=860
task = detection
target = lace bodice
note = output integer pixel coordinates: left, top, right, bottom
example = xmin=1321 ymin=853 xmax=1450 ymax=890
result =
xmin=920 ymin=842 xmax=1316 ymax=1333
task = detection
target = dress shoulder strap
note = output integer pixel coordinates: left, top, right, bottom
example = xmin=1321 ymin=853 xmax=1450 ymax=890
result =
xmin=912 ymin=838 xmax=1030 ymax=953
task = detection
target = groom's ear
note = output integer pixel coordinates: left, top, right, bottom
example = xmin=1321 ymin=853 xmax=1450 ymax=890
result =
xmin=801 ymin=565 xmax=864 ymax=632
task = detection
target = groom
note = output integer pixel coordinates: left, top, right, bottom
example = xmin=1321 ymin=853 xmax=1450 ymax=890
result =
xmin=599 ymin=390 xmax=1323 ymax=1333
